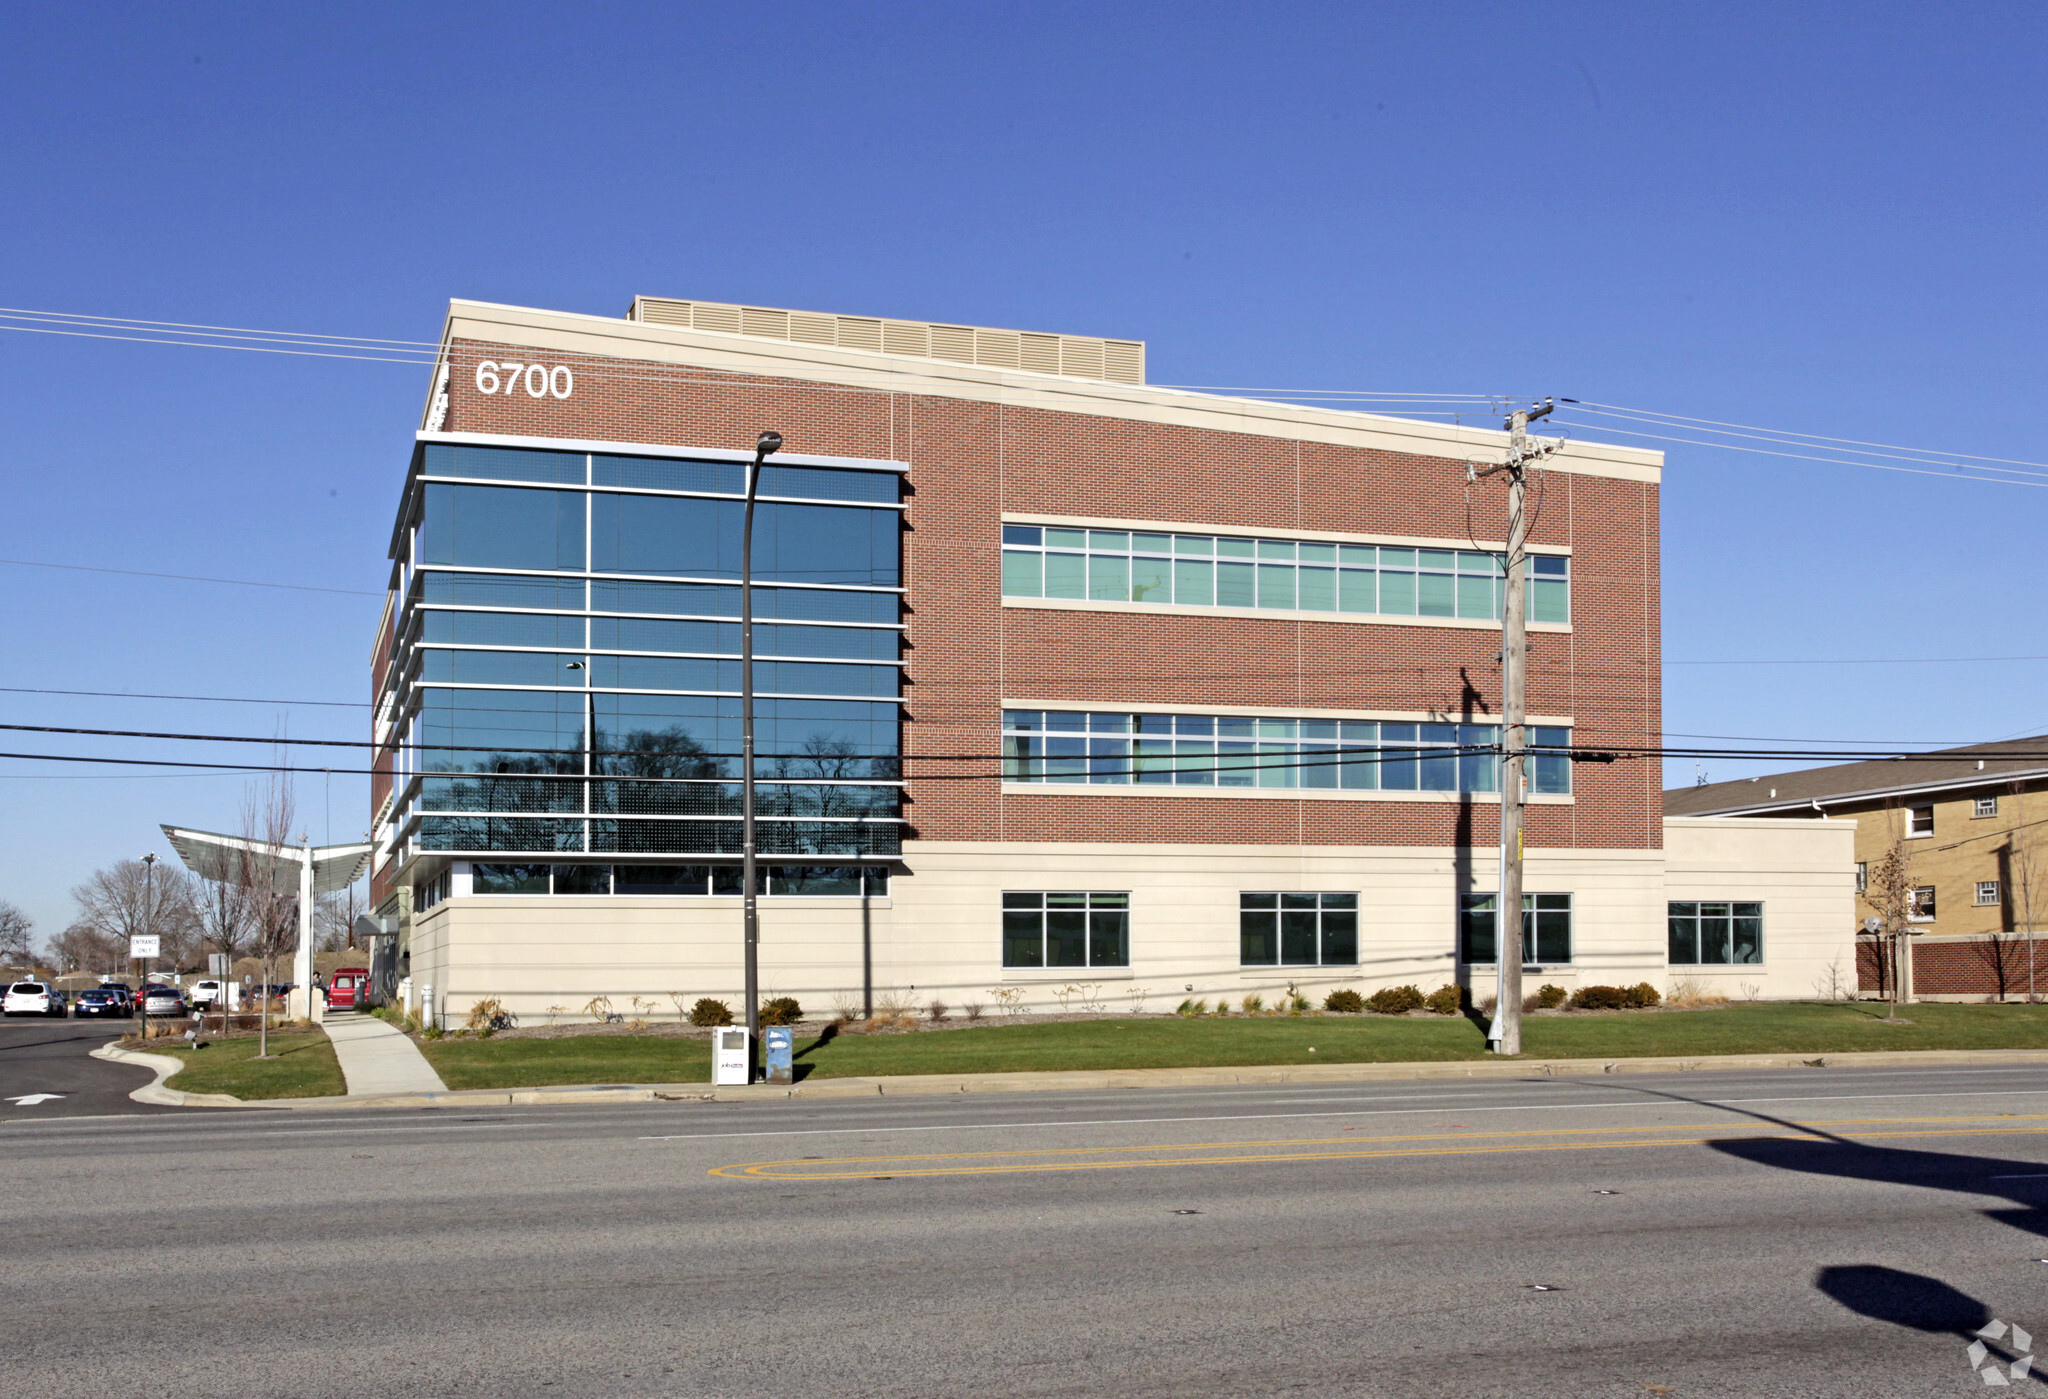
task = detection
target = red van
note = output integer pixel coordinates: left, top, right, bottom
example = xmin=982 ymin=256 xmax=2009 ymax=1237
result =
xmin=326 ymin=968 xmax=371 ymax=1010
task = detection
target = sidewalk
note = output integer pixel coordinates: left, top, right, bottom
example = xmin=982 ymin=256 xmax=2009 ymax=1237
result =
xmin=323 ymin=1013 xmax=448 ymax=1095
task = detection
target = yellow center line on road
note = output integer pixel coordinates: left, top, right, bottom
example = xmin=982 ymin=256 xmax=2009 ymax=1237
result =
xmin=707 ymin=1112 xmax=2048 ymax=1181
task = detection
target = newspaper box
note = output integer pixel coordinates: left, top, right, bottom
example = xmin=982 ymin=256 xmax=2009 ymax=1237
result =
xmin=712 ymin=1026 xmax=752 ymax=1085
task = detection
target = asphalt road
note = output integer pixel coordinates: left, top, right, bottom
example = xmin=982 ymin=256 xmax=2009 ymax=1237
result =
xmin=0 ymin=1017 xmax=184 ymax=1120
xmin=8 ymin=1062 xmax=2048 ymax=1397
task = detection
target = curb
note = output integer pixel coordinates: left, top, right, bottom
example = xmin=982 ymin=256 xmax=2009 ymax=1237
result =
xmin=90 ymin=1043 xmax=248 ymax=1108
xmin=217 ymin=1045 xmax=2048 ymax=1111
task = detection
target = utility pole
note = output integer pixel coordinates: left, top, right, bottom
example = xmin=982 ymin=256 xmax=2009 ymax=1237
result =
xmin=1474 ymin=399 xmax=1557 ymax=1055
xmin=740 ymin=429 xmax=783 ymax=1081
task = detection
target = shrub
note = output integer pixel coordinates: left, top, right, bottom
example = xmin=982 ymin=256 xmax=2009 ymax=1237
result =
xmin=1323 ymin=988 xmax=1365 ymax=1013
xmin=1535 ymin=983 xmax=1568 ymax=1010
xmin=464 ymin=997 xmax=515 ymax=1038
xmin=689 ymin=997 xmax=735 ymax=1026
xmin=1423 ymin=984 xmax=1462 ymax=1016
xmin=926 ymin=999 xmax=949 ymax=1022
xmin=1624 ymin=982 xmax=1662 ymax=1009
xmin=1568 ymin=985 xmax=1629 ymax=1011
xmin=962 ymin=1000 xmax=985 ymax=1022
xmin=1177 ymin=998 xmax=1206 ymax=1017
xmin=759 ymin=996 xmax=802 ymax=1027
xmin=1367 ymin=985 xmax=1426 ymax=1015
xmin=1241 ymin=993 xmax=1265 ymax=1015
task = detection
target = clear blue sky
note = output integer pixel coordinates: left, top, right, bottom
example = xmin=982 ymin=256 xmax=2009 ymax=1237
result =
xmin=3 ymin=2 xmax=2044 ymax=942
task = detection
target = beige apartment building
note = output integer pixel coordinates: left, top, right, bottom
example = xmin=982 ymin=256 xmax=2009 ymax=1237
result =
xmin=1666 ymin=736 xmax=2048 ymax=999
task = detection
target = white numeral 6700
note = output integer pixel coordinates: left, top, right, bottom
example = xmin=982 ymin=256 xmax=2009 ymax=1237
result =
xmin=475 ymin=360 xmax=574 ymax=399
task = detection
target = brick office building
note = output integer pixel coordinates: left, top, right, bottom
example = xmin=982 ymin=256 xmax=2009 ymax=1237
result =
xmin=370 ymin=296 xmax=1852 ymax=1026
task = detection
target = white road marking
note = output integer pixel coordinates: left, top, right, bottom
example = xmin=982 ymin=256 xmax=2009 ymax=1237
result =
xmin=5 ymin=1093 xmax=65 ymax=1105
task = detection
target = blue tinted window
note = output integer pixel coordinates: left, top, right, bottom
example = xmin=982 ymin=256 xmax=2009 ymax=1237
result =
xmin=419 ymin=689 xmax=586 ymax=774
xmin=1002 ymin=525 xmax=1042 ymax=546
xmin=593 ymin=456 xmax=742 ymax=494
xmin=422 ymin=612 xmax=587 ymax=647
xmin=421 ymin=484 xmax=585 ymax=571
xmin=758 ymin=465 xmax=899 ymax=504
xmin=423 ymin=650 xmax=587 ymax=687
xmin=420 ymin=572 xmax=587 ymax=609
xmin=591 ymin=495 xmax=900 ymax=587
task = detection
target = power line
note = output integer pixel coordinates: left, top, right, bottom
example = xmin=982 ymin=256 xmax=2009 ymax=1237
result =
xmin=0 ymin=557 xmax=383 ymax=597
xmin=0 ymin=685 xmax=367 ymax=708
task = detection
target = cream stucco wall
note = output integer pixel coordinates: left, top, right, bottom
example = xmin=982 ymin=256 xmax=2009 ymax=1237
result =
xmin=404 ymin=820 xmax=1855 ymax=1026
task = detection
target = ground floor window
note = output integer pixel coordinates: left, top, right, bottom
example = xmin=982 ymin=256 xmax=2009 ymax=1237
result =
xmin=470 ymin=862 xmax=888 ymax=896
xmin=1459 ymin=892 xmax=1572 ymax=965
xmin=1002 ymin=891 xmax=1129 ymax=968
xmin=1667 ymin=901 xmax=1762 ymax=965
xmin=1240 ymin=893 xmax=1357 ymax=966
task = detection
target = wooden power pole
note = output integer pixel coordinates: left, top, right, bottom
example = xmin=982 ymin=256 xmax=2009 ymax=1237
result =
xmin=1476 ymin=399 xmax=1557 ymax=1054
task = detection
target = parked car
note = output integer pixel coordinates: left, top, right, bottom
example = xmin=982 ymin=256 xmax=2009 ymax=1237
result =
xmin=188 ymin=979 xmax=243 ymax=1010
xmin=139 ymin=986 xmax=190 ymax=1017
xmin=326 ymin=968 xmax=371 ymax=1010
xmin=72 ymin=987 xmax=133 ymax=1019
xmin=3 ymin=981 xmax=66 ymax=1017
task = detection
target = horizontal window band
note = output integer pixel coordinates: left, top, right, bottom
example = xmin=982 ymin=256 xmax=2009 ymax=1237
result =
xmin=413 ymin=643 xmax=903 ymax=667
xmin=411 ymin=605 xmax=907 ymax=631
xmin=412 ymin=566 xmax=907 ymax=594
xmin=1003 ymin=596 xmax=1571 ymax=633
xmin=998 ymin=782 xmax=1574 ymax=804
xmin=1001 ymin=511 xmax=1571 ymax=556
xmin=402 ymin=813 xmax=907 ymax=824
xmin=416 ymin=475 xmax=909 ymax=511
xmin=411 ymin=682 xmax=908 ymax=704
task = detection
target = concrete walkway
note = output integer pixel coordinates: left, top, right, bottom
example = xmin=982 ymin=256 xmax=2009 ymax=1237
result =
xmin=323 ymin=1013 xmax=448 ymax=1095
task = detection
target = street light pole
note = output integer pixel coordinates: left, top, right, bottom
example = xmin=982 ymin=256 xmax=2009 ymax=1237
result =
xmin=139 ymin=852 xmax=158 ymax=1039
xmin=740 ymin=429 xmax=783 ymax=1081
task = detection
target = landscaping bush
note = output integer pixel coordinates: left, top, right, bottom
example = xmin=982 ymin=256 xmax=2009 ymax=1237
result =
xmin=759 ymin=996 xmax=803 ymax=1027
xmin=1423 ymin=984 xmax=1463 ymax=1016
xmin=689 ymin=997 xmax=735 ymax=1026
xmin=1176 ymin=998 xmax=1206 ymax=1017
xmin=464 ymin=997 xmax=515 ymax=1038
xmin=1624 ymin=982 xmax=1663 ymax=1009
xmin=1568 ymin=985 xmax=1629 ymax=1011
xmin=1323 ymin=988 xmax=1366 ymax=1013
xmin=1367 ymin=984 xmax=1426 ymax=1015
xmin=1535 ymin=983 xmax=1568 ymax=1010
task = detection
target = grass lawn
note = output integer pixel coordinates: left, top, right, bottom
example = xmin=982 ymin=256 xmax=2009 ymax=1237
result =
xmin=400 ymin=1002 xmax=2048 ymax=1091
xmin=421 ymin=1034 xmax=711 ymax=1090
xmin=151 ymin=1030 xmax=347 ymax=1100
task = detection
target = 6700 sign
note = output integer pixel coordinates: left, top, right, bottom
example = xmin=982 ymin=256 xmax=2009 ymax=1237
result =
xmin=475 ymin=359 xmax=575 ymax=399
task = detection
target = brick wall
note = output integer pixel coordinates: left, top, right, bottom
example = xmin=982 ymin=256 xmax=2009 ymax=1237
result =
xmin=433 ymin=336 xmax=1661 ymax=852
xmin=1858 ymin=933 xmax=2048 ymax=997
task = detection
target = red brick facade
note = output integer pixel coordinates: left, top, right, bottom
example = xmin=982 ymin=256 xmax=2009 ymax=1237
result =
xmin=434 ymin=335 xmax=1662 ymax=853
xmin=1859 ymin=934 xmax=2048 ymax=998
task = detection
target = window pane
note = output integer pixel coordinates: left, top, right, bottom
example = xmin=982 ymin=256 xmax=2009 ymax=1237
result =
xmin=473 ymin=863 xmax=551 ymax=894
xmin=1298 ymin=566 xmax=1336 ymax=611
xmin=1460 ymin=895 xmax=1496 ymax=964
xmin=1089 ymin=555 xmax=1130 ymax=602
xmin=1280 ymin=911 xmax=1320 ymax=964
xmin=1088 ymin=531 xmax=1130 ymax=551
xmin=422 ymin=484 xmax=586 ymax=571
xmin=1733 ymin=915 xmax=1763 ymax=964
xmin=1338 ymin=569 xmax=1376 ymax=613
xmin=1001 ymin=525 xmax=1041 ymax=546
xmin=1379 ymin=570 xmax=1416 ymax=615
xmin=614 ymin=864 xmax=710 ymax=895
xmin=1172 ymin=558 xmax=1214 ymax=605
xmin=757 ymin=465 xmax=900 ymax=505
xmin=1089 ymin=909 xmax=1129 ymax=966
xmin=552 ymin=864 xmax=611 ymax=895
xmin=1216 ymin=537 xmax=1256 ymax=558
xmin=1216 ymin=561 xmax=1257 ymax=607
xmin=426 ymin=444 xmax=586 ymax=485
xmin=1531 ymin=905 xmax=1571 ymax=964
xmin=772 ymin=866 xmax=865 ymax=896
xmin=1320 ymin=910 xmax=1357 ymax=965
xmin=1241 ymin=909 xmax=1278 ymax=965
xmin=591 ymin=455 xmax=740 ymax=493
xmin=1132 ymin=533 xmax=1172 ymax=554
xmin=1002 ymin=550 xmax=1043 ymax=597
xmin=1174 ymin=535 xmax=1214 ymax=555
xmin=1417 ymin=572 xmax=1456 ymax=617
xmin=1044 ymin=553 xmax=1086 ymax=598
xmin=1668 ymin=909 xmax=1697 ymax=964
xmin=1046 ymin=911 xmax=1088 ymax=967
xmin=1003 ymin=891 xmax=1044 ymax=910
xmin=1257 ymin=539 xmax=1296 ymax=561
xmin=1130 ymin=557 xmax=1170 ymax=603
xmin=1700 ymin=911 xmax=1732 ymax=964
xmin=1045 ymin=528 xmax=1087 ymax=549
xmin=1456 ymin=574 xmax=1497 ymax=619
xmin=1531 ymin=578 xmax=1569 ymax=624
xmin=1002 ymin=911 xmax=1044 ymax=967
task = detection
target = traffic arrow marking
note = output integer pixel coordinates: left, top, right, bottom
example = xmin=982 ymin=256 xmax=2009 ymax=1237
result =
xmin=6 ymin=1093 xmax=66 ymax=1105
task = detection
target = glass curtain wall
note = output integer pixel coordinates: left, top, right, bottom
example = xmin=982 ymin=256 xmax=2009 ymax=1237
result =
xmin=385 ymin=442 xmax=905 ymax=878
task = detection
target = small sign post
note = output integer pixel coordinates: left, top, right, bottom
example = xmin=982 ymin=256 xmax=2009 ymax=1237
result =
xmin=129 ymin=936 xmax=159 ymax=1038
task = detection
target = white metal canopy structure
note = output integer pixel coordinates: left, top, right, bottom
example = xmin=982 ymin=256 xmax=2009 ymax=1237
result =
xmin=161 ymin=825 xmax=372 ymax=1022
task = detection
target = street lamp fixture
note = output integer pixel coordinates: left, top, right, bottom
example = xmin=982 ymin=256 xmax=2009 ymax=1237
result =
xmin=741 ymin=428 xmax=782 ymax=1078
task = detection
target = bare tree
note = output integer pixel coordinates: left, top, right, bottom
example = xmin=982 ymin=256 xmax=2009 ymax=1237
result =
xmin=1861 ymin=821 xmax=1915 ymax=1019
xmin=70 ymin=859 xmax=203 ymax=970
xmin=236 ymin=771 xmax=298 ymax=1059
xmin=0 ymin=900 xmax=32 ymax=966
xmin=44 ymin=921 xmax=120 ymax=975
xmin=315 ymin=882 xmax=366 ymax=953
xmin=2010 ymin=780 xmax=2041 ymax=1003
xmin=194 ymin=869 xmax=252 ymax=1034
